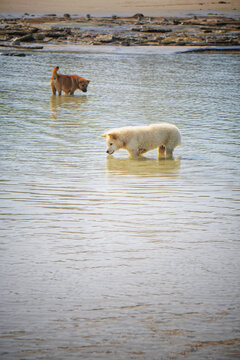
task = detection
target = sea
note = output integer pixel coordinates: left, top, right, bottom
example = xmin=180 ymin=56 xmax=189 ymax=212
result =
xmin=0 ymin=45 xmax=240 ymax=359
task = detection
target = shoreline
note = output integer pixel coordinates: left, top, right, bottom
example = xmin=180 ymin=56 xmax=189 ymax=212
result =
xmin=1 ymin=43 xmax=240 ymax=56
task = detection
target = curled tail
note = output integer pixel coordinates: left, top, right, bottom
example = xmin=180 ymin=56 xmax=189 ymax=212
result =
xmin=51 ymin=66 xmax=59 ymax=79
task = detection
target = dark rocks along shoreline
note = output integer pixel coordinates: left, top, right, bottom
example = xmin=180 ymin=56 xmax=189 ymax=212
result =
xmin=0 ymin=13 xmax=240 ymax=52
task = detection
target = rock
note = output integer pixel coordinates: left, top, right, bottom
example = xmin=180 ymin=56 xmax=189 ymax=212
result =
xmin=173 ymin=19 xmax=180 ymax=25
xmin=33 ymin=33 xmax=45 ymax=40
xmin=132 ymin=13 xmax=144 ymax=20
xmin=121 ymin=39 xmax=130 ymax=46
xmin=176 ymin=39 xmax=187 ymax=45
xmin=216 ymin=21 xmax=227 ymax=26
xmin=0 ymin=29 xmax=29 ymax=36
xmin=132 ymin=26 xmax=172 ymax=33
xmin=161 ymin=38 xmax=177 ymax=45
xmin=1 ymin=52 xmax=26 ymax=56
xmin=0 ymin=13 xmax=238 ymax=48
xmin=30 ymin=27 xmax=39 ymax=34
xmin=131 ymin=27 xmax=141 ymax=31
xmin=44 ymin=31 xmax=67 ymax=38
xmin=11 ymin=38 xmax=21 ymax=45
xmin=17 ymin=33 xmax=34 ymax=42
xmin=95 ymin=34 xmax=116 ymax=43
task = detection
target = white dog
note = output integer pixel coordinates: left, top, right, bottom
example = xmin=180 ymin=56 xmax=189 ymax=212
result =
xmin=102 ymin=123 xmax=181 ymax=158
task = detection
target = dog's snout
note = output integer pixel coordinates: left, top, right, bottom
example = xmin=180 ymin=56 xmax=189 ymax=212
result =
xmin=106 ymin=150 xmax=109 ymax=154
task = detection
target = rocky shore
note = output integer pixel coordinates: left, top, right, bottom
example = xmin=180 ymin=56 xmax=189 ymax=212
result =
xmin=0 ymin=13 xmax=240 ymax=52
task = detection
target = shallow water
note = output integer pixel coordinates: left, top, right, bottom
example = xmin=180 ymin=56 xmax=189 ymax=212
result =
xmin=0 ymin=48 xmax=240 ymax=359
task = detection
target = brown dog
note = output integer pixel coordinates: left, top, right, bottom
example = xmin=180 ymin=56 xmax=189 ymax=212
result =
xmin=50 ymin=66 xmax=90 ymax=95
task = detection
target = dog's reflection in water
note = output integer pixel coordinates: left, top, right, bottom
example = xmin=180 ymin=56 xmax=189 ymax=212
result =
xmin=50 ymin=95 xmax=88 ymax=120
xmin=106 ymin=155 xmax=181 ymax=177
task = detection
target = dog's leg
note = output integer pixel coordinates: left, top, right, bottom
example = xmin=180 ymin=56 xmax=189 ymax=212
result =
xmin=158 ymin=145 xmax=165 ymax=158
xmin=128 ymin=149 xmax=143 ymax=158
xmin=51 ymin=83 xmax=56 ymax=95
xmin=165 ymin=147 xmax=173 ymax=159
xmin=138 ymin=148 xmax=147 ymax=156
xmin=55 ymin=85 xmax=62 ymax=96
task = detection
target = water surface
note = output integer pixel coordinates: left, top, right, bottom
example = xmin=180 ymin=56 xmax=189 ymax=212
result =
xmin=0 ymin=49 xmax=240 ymax=359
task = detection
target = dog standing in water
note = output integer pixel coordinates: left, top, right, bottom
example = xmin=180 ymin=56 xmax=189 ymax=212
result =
xmin=102 ymin=123 xmax=181 ymax=158
xmin=50 ymin=66 xmax=90 ymax=95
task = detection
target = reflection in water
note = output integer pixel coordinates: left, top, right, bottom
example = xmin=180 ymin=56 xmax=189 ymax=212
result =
xmin=106 ymin=156 xmax=181 ymax=176
xmin=50 ymin=94 xmax=88 ymax=120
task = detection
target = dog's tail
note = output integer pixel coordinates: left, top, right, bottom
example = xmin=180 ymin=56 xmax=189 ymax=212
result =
xmin=51 ymin=66 xmax=59 ymax=79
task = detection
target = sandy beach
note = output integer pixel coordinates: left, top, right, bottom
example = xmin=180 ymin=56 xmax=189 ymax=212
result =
xmin=0 ymin=0 xmax=240 ymax=17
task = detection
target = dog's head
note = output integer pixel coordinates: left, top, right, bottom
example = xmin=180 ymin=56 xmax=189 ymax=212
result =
xmin=101 ymin=132 xmax=122 ymax=155
xmin=78 ymin=78 xmax=90 ymax=93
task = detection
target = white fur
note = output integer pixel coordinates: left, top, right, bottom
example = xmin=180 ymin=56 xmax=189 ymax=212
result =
xmin=102 ymin=123 xmax=181 ymax=158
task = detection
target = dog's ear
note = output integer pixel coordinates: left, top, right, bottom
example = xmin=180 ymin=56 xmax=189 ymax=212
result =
xmin=101 ymin=132 xmax=118 ymax=139
xmin=109 ymin=133 xmax=117 ymax=140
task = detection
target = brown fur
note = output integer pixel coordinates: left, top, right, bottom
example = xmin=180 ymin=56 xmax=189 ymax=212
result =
xmin=50 ymin=66 xmax=90 ymax=95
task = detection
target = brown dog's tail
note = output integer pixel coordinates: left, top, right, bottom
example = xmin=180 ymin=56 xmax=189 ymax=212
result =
xmin=51 ymin=66 xmax=59 ymax=79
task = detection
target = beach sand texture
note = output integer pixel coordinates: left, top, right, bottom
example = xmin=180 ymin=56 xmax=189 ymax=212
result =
xmin=0 ymin=0 xmax=240 ymax=16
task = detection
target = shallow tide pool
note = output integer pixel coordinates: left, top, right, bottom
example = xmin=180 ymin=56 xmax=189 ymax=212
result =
xmin=0 ymin=48 xmax=240 ymax=359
